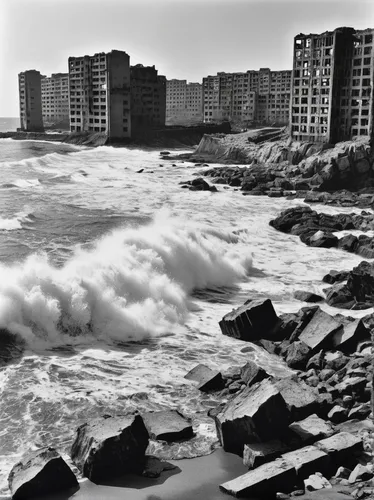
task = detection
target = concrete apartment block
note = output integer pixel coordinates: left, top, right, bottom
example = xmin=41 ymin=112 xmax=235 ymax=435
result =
xmin=18 ymin=70 xmax=44 ymax=132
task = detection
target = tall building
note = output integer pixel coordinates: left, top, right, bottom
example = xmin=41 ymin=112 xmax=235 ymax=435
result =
xmin=41 ymin=73 xmax=69 ymax=128
xmin=68 ymin=50 xmax=131 ymax=139
xmin=166 ymin=79 xmax=203 ymax=125
xmin=130 ymin=65 xmax=166 ymax=135
xmin=290 ymin=27 xmax=374 ymax=143
xmin=18 ymin=70 xmax=44 ymax=131
xmin=202 ymin=69 xmax=291 ymax=126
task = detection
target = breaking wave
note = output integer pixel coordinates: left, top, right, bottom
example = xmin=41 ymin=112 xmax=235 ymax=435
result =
xmin=0 ymin=211 xmax=35 ymax=231
xmin=1 ymin=178 xmax=42 ymax=189
xmin=0 ymin=213 xmax=252 ymax=348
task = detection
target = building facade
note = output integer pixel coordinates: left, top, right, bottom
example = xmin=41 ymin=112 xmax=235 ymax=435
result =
xmin=130 ymin=64 xmax=166 ymax=135
xmin=41 ymin=73 xmax=69 ymax=128
xmin=18 ymin=70 xmax=44 ymax=131
xmin=68 ymin=50 xmax=131 ymax=139
xmin=290 ymin=27 xmax=374 ymax=143
xmin=166 ymin=79 xmax=203 ymax=125
xmin=202 ymin=69 xmax=291 ymax=126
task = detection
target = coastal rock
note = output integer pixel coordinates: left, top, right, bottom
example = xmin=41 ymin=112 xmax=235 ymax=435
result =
xmin=184 ymin=363 xmax=224 ymax=392
xmin=219 ymin=298 xmax=280 ymax=341
xmin=274 ymin=378 xmax=319 ymax=421
xmin=348 ymin=403 xmax=371 ymax=420
xmin=304 ymin=473 xmax=332 ymax=491
xmin=142 ymin=456 xmax=177 ymax=478
xmin=331 ymin=318 xmax=370 ymax=352
xmin=142 ymin=410 xmax=193 ymax=442
xmin=346 ymin=260 xmax=374 ymax=303
xmin=322 ymin=270 xmax=349 ymax=284
xmin=220 ymin=459 xmax=297 ymax=498
xmin=70 ymin=413 xmax=149 ymax=483
xmin=282 ymin=445 xmax=330 ymax=479
xmin=214 ymin=378 xmax=291 ymax=455
xmin=305 ymin=350 xmax=325 ymax=371
xmin=298 ymin=308 xmax=343 ymax=352
xmin=348 ymin=464 xmax=373 ymax=483
xmin=293 ymin=291 xmax=324 ymax=303
xmin=309 ymin=230 xmax=338 ymax=248
xmin=325 ymin=283 xmax=355 ymax=308
xmin=240 ymin=360 xmax=270 ymax=386
xmin=285 ymin=341 xmax=312 ymax=370
xmin=243 ymin=440 xmax=290 ymax=469
xmin=8 ymin=447 xmax=78 ymax=500
xmin=315 ymin=432 xmax=363 ymax=465
xmin=327 ymin=405 xmax=348 ymax=424
xmin=289 ymin=414 xmax=334 ymax=444
xmin=188 ymin=177 xmax=217 ymax=192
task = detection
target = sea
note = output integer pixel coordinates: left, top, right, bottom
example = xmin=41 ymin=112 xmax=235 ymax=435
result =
xmin=0 ymin=118 xmax=372 ymax=495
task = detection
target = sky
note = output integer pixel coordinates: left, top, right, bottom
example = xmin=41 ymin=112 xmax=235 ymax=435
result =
xmin=1 ymin=0 xmax=374 ymax=117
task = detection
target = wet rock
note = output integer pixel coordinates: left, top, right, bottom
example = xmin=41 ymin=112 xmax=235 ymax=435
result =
xmin=8 ymin=447 xmax=78 ymax=500
xmin=348 ymin=403 xmax=371 ymax=420
xmin=305 ymin=473 xmax=332 ymax=491
xmin=142 ymin=410 xmax=193 ymax=442
xmin=142 ymin=456 xmax=177 ymax=478
xmin=240 ymin=360 xmax=270 ymax=387
xmin=328 ymin=405 xmax=348 ymax=424
xmin=298 ymin=308 xmax=343 ymax=352
xmin=325 ymin=282 xmax=355 ymax=308
xmin=309 ymin=230 xmax=338 ymax=248
xmin=348 ymin=464 xmax=373 ymax=483
xmin=306 ymin=350 xmax=325 ymax=371
xmin=315 ymin=432 xmax=363 ymax=465
xmin=324 ymin=352 xmax=350 ymax=371
xmin=285 ymin=341 xmax=312 ymax=370
xmin=274 ymin=378 xmax=319 ymax=421
xmin=70 ymin=413 xmax=149 ymax=483
xmin=289 ymin=414 xmax=334 ymax=444
xmin=322 ymin=270 xmax=349 ymax=284
xmin=331 ymin=318 xmax=370 ymax=353
xmin=184 ymin=363 xmax=224 ymax=392
xmin=219 ymin=298 xmax=280 ymax=341
xmin=346 ymin=260 xmax=374 ymax=302
xmin=282 ymin=445 xmax=331 ymax=479
xmin=214 ymin=378 xmax=292 ymax=455
xmin=334 ymin=466 xmax=351 ymax=479
xmin=220 ymin=459 xmax=297 ymax=498
xmin=243 ymin=440 xmax=290 ymax=469
xmin=293 ymin=291 xmax=324 ymax=303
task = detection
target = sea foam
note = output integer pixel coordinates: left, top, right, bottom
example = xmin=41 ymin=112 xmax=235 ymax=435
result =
xmin=0 ymin=213 xmax=252 ymax=347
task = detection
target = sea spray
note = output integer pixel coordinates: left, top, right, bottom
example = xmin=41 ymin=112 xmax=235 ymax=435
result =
xmin=0 ymin=213 xmax=252 ymax=347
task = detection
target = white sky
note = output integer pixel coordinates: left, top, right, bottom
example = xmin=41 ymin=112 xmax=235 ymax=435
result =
xmin=1 ymin=0 xmax=373 ymax=116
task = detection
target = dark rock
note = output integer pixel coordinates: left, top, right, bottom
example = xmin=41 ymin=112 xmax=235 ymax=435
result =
xmin=324 ymin=352 xmax=350 ymax=371
xmin=70 ymin=413 xmax=149 ymax=483
xmin=348 ymin=464 xmax=373 ymax=483
xmin=315 ymin=432 xmax=363 ymax=465
xmin=254 ymin=339 xmax=277 ymax=354
xmin=243 ymin=440 xmax=290 ymax=469
xmin=184 ymin=363 xmax=223 ymax=392
xmin=322 ymin=270 xmax=349 ymax=284
xmin=8 ymin=447 xmax=78 ymax=500
xmin=188 ymin=177 xmax=217 ymax=192
xmin=309 ymin=230 xmax=338 ymax=248
xmin=328 ymin=405 xmax=348 ymax=424
xmin=142 ymin=410 xmax=193 ymax=442
xmin=319 ymin=369 xmax=335 ymax=382
xmin=334 ymin=377 xmax=367 ymax=397
xmin=331 ymin=318 xmax=370 ymax=353
xmin=160 ymin=151 xmax=170 ymax=155
xmin=298 ymin=308 xmax=343 ymax=352
xmin=220 ymin=459 xmax=297 ymax=498
xmin=338 ymin=234 xmax=359 ymax=253
xmin=219 ymin=298 xmax=280 ymax=341
xmin=142 ymin=456 xmax=177 ymax=478
xmin=348 ymin=403 xmax=371 ymax=420
xmin=304 ymin=473 xmax=332 ymax=491
xmin=306 ymin=350 xmax=325 ymax=371
xmin=285 ymin=341 xmax=312 ymax=370
xmin=289 ymin=414 xmax=334 ymax=444
xmin=214 ymin=378 xmax=292 ymax=455
xmin=282 ymin=445 xmax=331 ymax=479
xmin=346 ymin=260 xmax=374 ymax=302
xmin=136 ymin=168 xmax=144 ymax=173
xmin=240 ymin=360 xmax=270 ymax=387
xmin=274 ymin=378 xmax=319 ymax=421
xmin=293 ymin=291 xmax=324 ymax=303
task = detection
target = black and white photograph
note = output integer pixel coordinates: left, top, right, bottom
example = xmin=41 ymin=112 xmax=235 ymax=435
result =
xmin=0 ymin=0 xmax=373 ymax=499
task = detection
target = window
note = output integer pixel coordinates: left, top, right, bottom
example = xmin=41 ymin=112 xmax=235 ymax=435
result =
xmin=364 ymin=46 xmax=372 ymax=55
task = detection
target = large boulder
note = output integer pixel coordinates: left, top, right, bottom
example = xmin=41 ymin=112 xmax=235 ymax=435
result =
xmin=243 ymin=440 xmax=290 ymax=469
xmin=298 ymin=308 xmax=343 ymax=352
xmin=142 ymin=410 xmax=193 ymax=442
xmin=331 ymin=318 xmax=370 ymax=352
xmin=289 ymin=414 xmax=335 ymax=445
xmin=220 ymin=459 xmax=297 ymax=498
xmin=274 ymin=378 xmax=319 ymax=421
xmin=281 ymin=445 xmax=331 ymax=479
xmin=285 ymin=341 xmax=312 ymax=370
xmin=8 ymin=447 xmax=78 ymax=500
xmin=184 ymin=363 xmax=224 ymax=392
xmin=240 ymin=360 xmax=270 ymax=386
xmin=214 ymin=378 xmax=292 ymax=455
xmin=346 ymin=260 xmax=374 ymax=303
xmin=70 ymin=413 xmax=149 ymax=483
xmin=315 ymin=432 xmax=363 ymax=466
xmin=219 ymin=298 xmax=280 ymax=341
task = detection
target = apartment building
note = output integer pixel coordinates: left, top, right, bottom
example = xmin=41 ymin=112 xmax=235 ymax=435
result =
xmin=18 ymin=70 xmax=44 ymax=131
xmin=130 ymin=64 xmax=166 ymax=135
xmin=166 ymin=79 xmax=203 ymax=125
xmin=68 ymin=50 xmax=131 ymax=139
xmin=290 ymin=27 xmax=374 ymax=143
xmin=41 ymin=73 xmax=69 ymax=128
xmin=203 ymin=68 xmax=291 ymax=126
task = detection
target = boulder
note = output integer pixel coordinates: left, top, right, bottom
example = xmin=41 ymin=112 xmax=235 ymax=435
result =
xmin=324 ymin=352 xmax=350 ymax=371
xmin=304 ymin=473 xmax=332 ymax=491
xmin=142 ymin=410 xmax=193 ymax=442
xmin=282 ymin=445 xmax=330 ymax=479
xmin=285 ymin=341 xmax=312 ymax=370
xmin=289 ymin=414 xmax=334 ymax=444
xmin=70 ymin=413 xmax=149 ymax=483
xmin=220 ymin=459 xmax=297 ymax=498
xmin=184 ymin=363 xmax=224 ymax=392
xmin=327 ymin=405 xmax=348 ymax=424
xmin=240 ymin=360 xmax=270 ymax=386
xmin=219 ymin=298 xmax=280 ymax=341
xmin=338 ymin=234 xmax=358 ymax=253
xmin=293 ymin=291 xmax=324 ymax=303
xmin=306 ymin=350 xmax=325 ymax=371
xmin=298 ymin=308 xmax=343 ymax=352
xmin=331 ymin=318 xmax=370 ymax=352
xmin=334 ymin=377 xmax=367 ymax=397
xmin=214 ymin=378 xmax=292 ymax=455
xmin=348 ymin=464 xmax=373 ymax=483
xmin=346 ymin=260 xmax=374 ymax=302
xmin=315 ymin=432 xmax=363 ymax=465
xmin=274 ymin=378 xmax=319 ymax=421
xmin=322 ymin=270 xmax=349 ymax=284
xmin=309 ymin=231 xmax=338 ymax=248
xmin=8 ymin=447 xmax=78 ymax=500
xmin=141 ymin=456 xmax=177 ymax=478
xmin=243 ymin=440 xmax=290 ymax=469
xmin=348 ymin=403 xmax=371 ymax=420
xmin=325 ymin=283 xmax=355 ymax=308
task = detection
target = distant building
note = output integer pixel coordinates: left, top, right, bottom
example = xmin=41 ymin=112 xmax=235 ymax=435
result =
xmin=68 ymin=50 xmax=131 ymax=139
xmin=130 ymin=64 xmax=166 ymax=136
xmin=166 ymin=79 xmax=203 ymax=125
xmin=18 ymin=70 xmax=44 ymax=131
xmin=41 ymin=73 xmax=69 ymax=128
xmin=290 ymin=27 xmax=374 ymax=143
xmin=202 ymin=69 xmax=291 ymax=126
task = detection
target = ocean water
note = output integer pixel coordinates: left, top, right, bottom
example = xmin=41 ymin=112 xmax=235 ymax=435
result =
xmin=0 ymin=137 xmax=372 ymax=495
xmin=0 ymin=118 xmax=19 ymax=133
